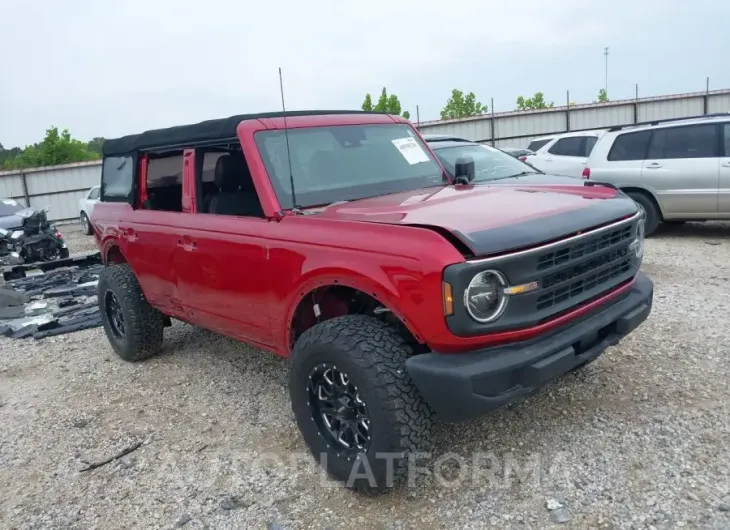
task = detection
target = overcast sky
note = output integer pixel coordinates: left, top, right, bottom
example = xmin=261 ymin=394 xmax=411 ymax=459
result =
xmin=1 ymin=0 xmax=728 ymax=147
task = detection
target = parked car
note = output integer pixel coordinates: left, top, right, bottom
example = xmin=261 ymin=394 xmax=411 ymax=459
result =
xmin=92 ymin=110 xmax=653 ymax=492
xmin=583 ymin=114 xmax=730 ymax=236
xmin=525 ymin=130 xmax=606 ymax=178
xmin=526 ymin=135 xmax=555 ymax=152
xmin=0 ymin=199 xmax=28 ymax=231
xmin=79 ymin=186 xmax=100 ymax=235
xmin=499 ymin=147 xmax=536 ymax=161
xmin=424 ymin=137 xmax=582 ymax=184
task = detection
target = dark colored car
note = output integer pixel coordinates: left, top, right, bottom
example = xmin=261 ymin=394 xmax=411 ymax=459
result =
xmin=91 ymin=111 xmax=652 ymax=492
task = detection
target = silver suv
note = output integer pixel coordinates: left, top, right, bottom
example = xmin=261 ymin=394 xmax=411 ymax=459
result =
xmin=584 ymin=114 xmax=730 ymax=235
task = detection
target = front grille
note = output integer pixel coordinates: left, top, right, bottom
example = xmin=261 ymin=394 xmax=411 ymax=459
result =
xmin=534 ymin=221 xmax=636 ymax=312
xmin=536 ymin=224 xmax=632 ymax=272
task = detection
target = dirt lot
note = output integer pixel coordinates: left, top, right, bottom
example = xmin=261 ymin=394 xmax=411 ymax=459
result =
xmin=1 ymin=223 xmax=729 ymax=529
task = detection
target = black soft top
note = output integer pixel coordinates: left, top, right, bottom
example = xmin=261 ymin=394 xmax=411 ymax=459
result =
xmin=102 ymin=110 xmax=384 ymax=156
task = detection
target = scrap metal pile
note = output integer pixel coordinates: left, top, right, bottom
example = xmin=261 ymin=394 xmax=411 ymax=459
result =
xmin=0 ymin=254 xmax=103 ymax=340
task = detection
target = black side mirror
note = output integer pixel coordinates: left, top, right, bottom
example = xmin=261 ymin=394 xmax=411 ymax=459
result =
xmin=454 ymin=156 xmax=475 ymax=185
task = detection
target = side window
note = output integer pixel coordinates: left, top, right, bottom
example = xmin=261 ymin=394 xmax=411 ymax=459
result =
xmin=101 ymin=156 xmax=134 ymax=201
xmin=647 ymin=124 xmax=718 ymax=160
xmin=724 ymin=124 xmax=730 ymax=156
xmin=196 ymin=147 xmax=263 ymax=218
xmin=583 ymin=137 xmax=598 ymax=157
xmin=88 ymin=187 xmax=100 ymax=200
xmin=607 ymin=131 xmax=652 ymax=161
xmin=527 ymin=138 xmax=552 ymax=151
xmin=143 ymin=152 xmax=184 ymax=212
xmin=548 ymin=137 xmax=584 ymax=157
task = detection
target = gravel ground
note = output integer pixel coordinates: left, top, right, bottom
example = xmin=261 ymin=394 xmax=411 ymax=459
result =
xmin=1 ymin=222 xmax=729 ymax=530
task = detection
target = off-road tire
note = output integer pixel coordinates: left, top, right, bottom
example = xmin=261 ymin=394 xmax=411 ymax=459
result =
xmin=290 ymin=315 xmax=433 ymax=493
xmin=626 ymin=191 xmax=660 ymax=236
xmin=80 ymin=212 xmax=93 ymax=235
xmin=98 ymin=263 xmax=164 ymax=362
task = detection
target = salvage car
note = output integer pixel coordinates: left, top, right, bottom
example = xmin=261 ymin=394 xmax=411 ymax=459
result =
xmin=92 ymin=110 xmax=653 ymax=491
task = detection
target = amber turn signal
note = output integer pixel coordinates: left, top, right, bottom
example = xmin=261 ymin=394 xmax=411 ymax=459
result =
xmin=442 ymin=281 xmax=454 ymax=316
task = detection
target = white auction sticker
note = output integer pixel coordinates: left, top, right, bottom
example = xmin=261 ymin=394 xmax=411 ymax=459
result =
xmin=391 ymin=137 xmax=430 ymax=165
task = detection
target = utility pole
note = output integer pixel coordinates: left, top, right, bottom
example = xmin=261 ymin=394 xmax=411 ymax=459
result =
xmin=604 ymin=47 xmax=609 ymax=95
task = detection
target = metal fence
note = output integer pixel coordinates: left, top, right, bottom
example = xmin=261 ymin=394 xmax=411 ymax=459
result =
xmin=0 ymin=161 xmax=101 ymax=223
xmin=415 ymin=87 xmax=730 ymax=149
xmin=2 ymin=87 xmax=729 ymax=221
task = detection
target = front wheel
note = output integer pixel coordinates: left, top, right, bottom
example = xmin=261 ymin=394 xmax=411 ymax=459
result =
xmin=80 ymin=212 xmax=93 ymax=235
xmin=290 ymin=315 xmax=433 ymax=492
xmin=626 ymin=192 xmax=660 ymax=236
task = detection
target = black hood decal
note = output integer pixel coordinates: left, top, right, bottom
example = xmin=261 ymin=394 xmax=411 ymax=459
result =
xmin=448 ymin=195 xmax=639 ymax=257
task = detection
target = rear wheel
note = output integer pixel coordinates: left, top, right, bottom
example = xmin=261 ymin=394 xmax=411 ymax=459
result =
xmin=80 ymin=212 xmax=93 ymax=235
xmin=98 ymin=264 xmax=165 ymax=362
xmin=626 ymin=191 xmax=660 ymax=236
xmin=290 ymin=315 xmax=433 ymax=492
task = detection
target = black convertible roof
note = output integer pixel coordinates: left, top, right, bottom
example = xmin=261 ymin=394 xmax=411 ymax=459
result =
xmin=102 ymin=110 xmax=386 ymax=156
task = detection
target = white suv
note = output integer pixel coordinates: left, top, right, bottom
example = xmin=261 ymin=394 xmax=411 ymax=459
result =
xmin=583 ymin=114 xmax=730 ymax=235
xmin=525 ymin=130 xmax=606 ymax=178
xmin=78 ymin=186 xmax=100 ymax=235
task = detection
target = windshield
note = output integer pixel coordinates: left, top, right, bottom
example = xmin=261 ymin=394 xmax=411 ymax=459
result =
xmin=433 ymin=144 xmax=539 ymax=182
xmin=0 ymin=199 xmax=24 ymax=217
xmin=255 ymin=124 xmax=445 ymax=209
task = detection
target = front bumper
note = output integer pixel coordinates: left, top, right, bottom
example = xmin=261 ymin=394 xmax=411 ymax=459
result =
xmin=406 ymin=272 xmax=653 ymax=423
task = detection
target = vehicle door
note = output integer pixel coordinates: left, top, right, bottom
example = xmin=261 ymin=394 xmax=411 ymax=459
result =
xmin=173 ymin=150 xmax=273 ymax=348
xmin=640 ymin=123 xmax=719 ymax=217
xmin=718 ymin=123 xmax=730 ymax=215
xmin=120 ymin=153 xmax=190 ymax=317
xmin=86 ymin=186 xmax=100 ymax=217
xmin=590 ymin=130 xmax=651 ymax=186
xmin=539 ymin=136 xmax=588 ymax=177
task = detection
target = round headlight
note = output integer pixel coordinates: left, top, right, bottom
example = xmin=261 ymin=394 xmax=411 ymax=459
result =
xmin=463 ymin=270 xmax=508 ymax=323
xmin=634 ymin=219 xmax=645 ymax=259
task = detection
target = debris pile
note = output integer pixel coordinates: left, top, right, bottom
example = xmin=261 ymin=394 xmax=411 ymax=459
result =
xmin=0 ymin=261 xmax=104 ymax=340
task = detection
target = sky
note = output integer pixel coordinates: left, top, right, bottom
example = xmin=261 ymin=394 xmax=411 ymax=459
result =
xmin=1 ymin=0 xmax=728 ymax=147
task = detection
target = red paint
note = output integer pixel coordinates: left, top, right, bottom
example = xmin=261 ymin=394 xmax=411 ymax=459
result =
xmin=92 ymin=112 xmax=633 ymax=357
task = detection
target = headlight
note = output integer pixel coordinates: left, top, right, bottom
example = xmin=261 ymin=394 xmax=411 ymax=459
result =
xmin=463 ymin=270 xmax=508 ymax=323
xmin=632 ymin=218 xmax=645 ymax=259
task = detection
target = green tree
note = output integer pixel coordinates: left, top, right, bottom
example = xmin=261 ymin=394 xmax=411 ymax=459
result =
xmin=516 ymin=92 xmax=554 ymax=110
xmin=440 ymin=89 xmax=486 ymax=119
xmin=87 ymin=137 xmax=106 ymax=155
xmin=361 ymin=87 xmax=411 ymax=119
xmin=2 ymin=127 xmax=100 ymax=170
xmin=595 ymin=89 xmax=609 ymax=103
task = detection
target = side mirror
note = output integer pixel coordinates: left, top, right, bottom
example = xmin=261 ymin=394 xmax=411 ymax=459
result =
xmin=454 ymin=156 xmax=475 ymax=185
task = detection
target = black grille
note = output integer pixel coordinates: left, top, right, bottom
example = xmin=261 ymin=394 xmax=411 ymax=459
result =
xmin=537 ymin=224 xmax=632 ymax=272
xmin=536 ymin=248 xmax=632 ymax=311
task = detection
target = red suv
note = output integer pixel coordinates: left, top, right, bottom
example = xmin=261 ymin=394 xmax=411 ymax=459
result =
xmin=92 ymin=110 xmax=653 ymax=491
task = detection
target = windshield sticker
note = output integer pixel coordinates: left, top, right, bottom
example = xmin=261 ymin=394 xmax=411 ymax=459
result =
xmin=391 ymin=137 xmax=430 ymax=165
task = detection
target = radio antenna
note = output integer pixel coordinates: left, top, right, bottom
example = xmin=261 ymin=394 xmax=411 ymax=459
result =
xmin=278 ymin=67 xmax=299 ymax=213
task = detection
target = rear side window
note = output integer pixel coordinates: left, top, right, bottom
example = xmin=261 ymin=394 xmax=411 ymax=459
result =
xmin=527 ymin=138 xmax=552 ymax=151
xmin=607 ymin=131 xmax=652 ymax=161
xmin=101 ymin=156 xmax=134 ymax=200
xmin=548 ymin=137 xmax=584 ymax=157
xmin=722 ymin=124 xmax=730 ymax=156
xmin=584 ymin=137 xmax=598 ymax=156
xmin=647 ymin=124 xmax=718 ymax=159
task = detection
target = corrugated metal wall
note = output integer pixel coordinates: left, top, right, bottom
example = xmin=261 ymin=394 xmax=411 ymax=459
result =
xmin=417 ymin=88 xmax=730 ymax=148
xmin=0 ymin=161 xmax=100 ymax=223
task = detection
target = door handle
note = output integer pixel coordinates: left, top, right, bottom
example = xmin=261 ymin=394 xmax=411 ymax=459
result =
xmin=645 ymin=162 xmax=662 ymax=169
xmin=177 ymin=238 xmax=197 ymax=251
xmin=722 ymin=162 xmax=730 ymax=168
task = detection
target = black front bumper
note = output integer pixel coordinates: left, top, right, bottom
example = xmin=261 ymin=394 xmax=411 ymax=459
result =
xmin=406 ymin=272 xmax=653 ymax=423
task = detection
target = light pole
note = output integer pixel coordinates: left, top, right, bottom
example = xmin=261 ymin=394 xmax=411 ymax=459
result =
xmin=604 ymin=47 xmax=609 ymax=95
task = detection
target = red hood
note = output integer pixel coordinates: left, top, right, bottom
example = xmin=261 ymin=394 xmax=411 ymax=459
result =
xmin=314 ymin=182 xmax=638 ymax=256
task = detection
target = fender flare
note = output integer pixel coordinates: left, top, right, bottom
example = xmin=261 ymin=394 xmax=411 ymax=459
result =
xmin=281 ymin=270 xmax=426 ymax=349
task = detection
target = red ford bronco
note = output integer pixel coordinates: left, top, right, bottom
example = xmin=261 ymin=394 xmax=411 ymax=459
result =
xmin=92 ymin=110 xmax=653 ymax=491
